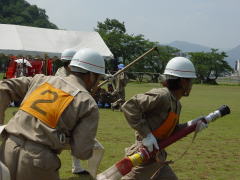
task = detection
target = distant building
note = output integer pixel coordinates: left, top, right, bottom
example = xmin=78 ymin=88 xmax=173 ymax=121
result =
xmin=235 ymin=60 xmax=240 ymax=72
xmin=234 ymin=60 xmax=240 ymax=76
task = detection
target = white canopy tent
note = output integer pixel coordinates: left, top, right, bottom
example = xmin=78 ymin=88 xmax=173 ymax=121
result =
xmin=0 ymin=24 xmax=113 ymax=59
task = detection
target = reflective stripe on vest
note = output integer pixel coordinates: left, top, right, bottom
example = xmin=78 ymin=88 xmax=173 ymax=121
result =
xmin=20 ymin=82 xmax=74 ymax=128
xmin=152 ymin=112 xmax=178 ymax=139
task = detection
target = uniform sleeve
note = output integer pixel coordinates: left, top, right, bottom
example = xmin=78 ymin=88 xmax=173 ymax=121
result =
xmin=70 ymin=98 xmax=99 ymax=160
xmin=0 ymin=77 xmax=32 ymax=124
xmin=121 ymin=92 xmax=163 ymax=137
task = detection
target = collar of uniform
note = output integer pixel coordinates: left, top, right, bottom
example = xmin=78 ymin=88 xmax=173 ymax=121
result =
xmin=67 ymin=74 xmax=89 ymax=93
xmin=164 ymin=87 xmax=178 ymax=102
xmin=164 ymin=87 xmax=181 ymax=114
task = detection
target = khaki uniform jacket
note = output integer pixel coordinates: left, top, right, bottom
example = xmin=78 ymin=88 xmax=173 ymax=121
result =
xmin=121 ymin=88 xmax=181 ymax=139
xmin=0 ymin=74 xmax=98 ymax=160
xmin=121 ymin=87 xmax=181 ymax=180
xmin=55 ymin=66 xmax=70 ymax=77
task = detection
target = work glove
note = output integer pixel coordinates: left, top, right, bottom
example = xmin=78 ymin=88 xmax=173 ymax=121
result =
xmin=142 ymin=133 xmax=159 ymax=152
xmin=195 ymin=120 xmax=208 ymax=132
xmin=187 ymin=116 xmax=205 ymax=127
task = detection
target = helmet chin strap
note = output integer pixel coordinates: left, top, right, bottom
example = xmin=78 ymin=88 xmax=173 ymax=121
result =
xmin=180 ymin=78 xmax=192 ymax=97
xmin=182 ymin=85 xmax=191 ymax=96
xmin=180 ymin=82 xmax=189 ymax=97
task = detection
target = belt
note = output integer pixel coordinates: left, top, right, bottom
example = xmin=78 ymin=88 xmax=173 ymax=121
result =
xmin=7 ymin=134 xmax=60 ymax=154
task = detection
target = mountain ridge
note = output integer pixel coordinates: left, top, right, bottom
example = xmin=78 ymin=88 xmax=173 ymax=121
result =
xmin=166 ymin=40 xmax=240 ymax=67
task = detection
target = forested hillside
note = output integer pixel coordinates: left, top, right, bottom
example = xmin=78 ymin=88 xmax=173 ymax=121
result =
xmin=0 ymin=0 xmax=57 ymax=29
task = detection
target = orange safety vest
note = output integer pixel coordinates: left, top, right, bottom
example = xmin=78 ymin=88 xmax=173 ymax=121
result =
xmin=152 ymin=112 xmax=179 ymax=140
xmin=20 ymin=82 xmax=74 ymax=128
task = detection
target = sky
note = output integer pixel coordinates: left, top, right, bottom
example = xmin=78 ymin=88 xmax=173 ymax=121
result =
xmin=26 ymin=0 xmax=240 ymax=50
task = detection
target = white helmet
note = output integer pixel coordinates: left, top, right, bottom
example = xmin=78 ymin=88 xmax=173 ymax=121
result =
xmin=70 ymin=48 xmax=105 ymax=75
xmin=61 ymin=49 xmax=77 ymax=61
xmin=164 ymin=57 xmax=196 ymax=78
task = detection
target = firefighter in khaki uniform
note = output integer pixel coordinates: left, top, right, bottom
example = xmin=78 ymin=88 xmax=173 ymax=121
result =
xmin=55 ymin=48 xmax=87 ymax=175
xmin=121 ymin=57 xmax=207 ymax=180
xmin=55 ymin=48 xmax=76 ymax=77
xmin=111 ymin=63 xmax=128 ymax=109
xmin=0 ymin=48 xmax=105 ymax=180
xmin=56 ymin=48 xmax=105 ymax=177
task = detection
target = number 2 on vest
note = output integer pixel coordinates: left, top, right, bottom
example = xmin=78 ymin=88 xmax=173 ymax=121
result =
xmin=30 ymin=90 xmax=58 ymax=116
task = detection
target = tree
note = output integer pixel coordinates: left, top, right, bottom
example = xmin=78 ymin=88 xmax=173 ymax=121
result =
xmin=95 ymin=18 xmax=179 ymax=82
xmin=0 ymin=0 xmax=58 ymax=29
xmin=143 ymin=45 xmax=179 ymax=82
xmin=95 ymin=18 xmax=127 ymax=60
xmin=96 ymin=18 xmax=126 ymax=34
xmin=189 ymin=49 xmax=233 ymax=84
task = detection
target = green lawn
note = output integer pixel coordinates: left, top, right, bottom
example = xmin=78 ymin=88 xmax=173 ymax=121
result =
xmin=0 ymin=73 xmax=4 ymax=80
xmin=3 ymin=82 xmax=240 ymax=180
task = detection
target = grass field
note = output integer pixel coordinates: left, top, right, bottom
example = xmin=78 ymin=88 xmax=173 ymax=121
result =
xmin=3 ymin=82 xmax=240 ymax=180
xmin=0 ymin=73 xmax=4 ymax=80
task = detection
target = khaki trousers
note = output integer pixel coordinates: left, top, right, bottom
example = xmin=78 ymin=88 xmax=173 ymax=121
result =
xmin=0 ymin=160 xmax=10 ymax=180
xmin=0 ymin=134 xmax=61 ymax=180
xmin=122 ymin=163 xmax=178 ymax=180
xmin=122 ymin=150 xmax=178 ymax=180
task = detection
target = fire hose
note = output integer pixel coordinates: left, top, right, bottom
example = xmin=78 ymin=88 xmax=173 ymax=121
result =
xmin=97 ymin=105 xmax=231 ymax=180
